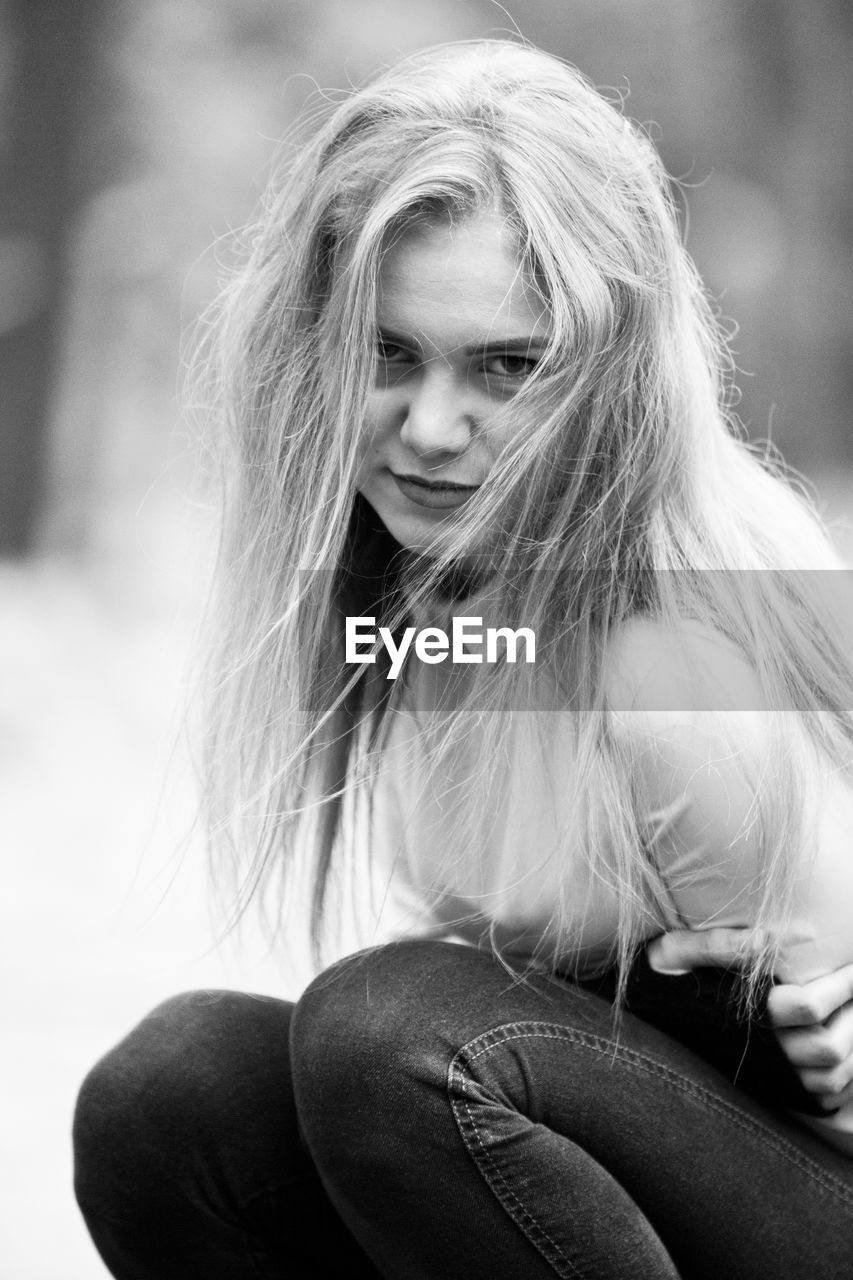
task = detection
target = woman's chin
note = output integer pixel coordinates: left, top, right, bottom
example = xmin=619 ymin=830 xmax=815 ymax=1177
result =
xmin=401 ymin=547 xmax=496 ymax=600
xmin=359 ymin=494 xmax=499 ymax=585
xmin=378 ymin=508 xmax=456 ymax=550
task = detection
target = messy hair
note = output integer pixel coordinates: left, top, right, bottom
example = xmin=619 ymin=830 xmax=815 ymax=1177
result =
xmin=194 ymin=40 xmax=853 ymax=1002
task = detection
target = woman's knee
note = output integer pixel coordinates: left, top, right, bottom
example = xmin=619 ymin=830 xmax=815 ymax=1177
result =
xmin=289 ymin=941 xmax=563 ymax=1145
xmin=289 ymin=942 xmax=618 ymax=1132
xmin=290 ymin=939 xmax=594 ymax=1070
xmin=289 ymin=943 xmax=471 ymax=1184
xmin=291 ymin=940 xmax=474 ymax=1077
xmin=73 ymin=989 xmax=294 ymax=1214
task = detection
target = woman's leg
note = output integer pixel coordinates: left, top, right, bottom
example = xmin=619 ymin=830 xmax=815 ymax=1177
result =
xmin=72 ymin=989 xmax=381 ymax=1280
xmin=291 ymin=940 xmax=853 ymax=1280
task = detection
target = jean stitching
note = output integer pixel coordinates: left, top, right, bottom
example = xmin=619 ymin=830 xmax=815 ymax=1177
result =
xmin=449 ymin=1021 xmax=853 ymax=1210
xmin=452 ymin=1088 xmax=585 ymax=1278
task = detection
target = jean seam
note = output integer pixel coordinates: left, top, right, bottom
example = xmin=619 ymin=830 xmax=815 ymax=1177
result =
xmin=451 ymin=1083 xmax=586 ymax=1278
xmin=448 ymin=1021 xmax=853 ymax=1211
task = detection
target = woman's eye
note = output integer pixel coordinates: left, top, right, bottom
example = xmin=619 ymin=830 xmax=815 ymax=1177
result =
xmin=376 ymin=338 xmax=410 ymax=365
xmin=373 ymin=337 xmax=414 ymax=385
xmin=484 ymin=352 xmax=540 ymax=380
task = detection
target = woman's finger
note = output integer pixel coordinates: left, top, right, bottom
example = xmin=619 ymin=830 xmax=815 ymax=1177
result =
xmin=646 ymin=927 xmax=756 ymax=975
xmin=817 ymin=1079 xmax=853 ymax=1111
xmin=774 ymin=1002 xmax=853 ymax=1068
xmin=766 ymin=964 xmax=853 ymax=1028
xmin=798 ymin=1064 xmax=853 ymax=1103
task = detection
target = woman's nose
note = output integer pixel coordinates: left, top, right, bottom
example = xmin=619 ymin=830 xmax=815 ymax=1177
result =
xmin=399 ymin=366 xmax=475 ymax=457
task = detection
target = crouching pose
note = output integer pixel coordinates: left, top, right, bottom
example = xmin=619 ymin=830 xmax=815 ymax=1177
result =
xmin=74 ymin=41 xmax=853 ymax=1278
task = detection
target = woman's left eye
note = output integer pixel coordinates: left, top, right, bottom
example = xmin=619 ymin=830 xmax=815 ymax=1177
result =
xmin=483 ymin=353 xmax=540 ymax=379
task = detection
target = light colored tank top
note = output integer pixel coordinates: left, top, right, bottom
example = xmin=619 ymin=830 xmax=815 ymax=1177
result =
xmin=356 ymin=615 xmax=853 ymax=1152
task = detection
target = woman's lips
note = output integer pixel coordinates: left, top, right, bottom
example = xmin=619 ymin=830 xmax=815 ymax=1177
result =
xmin=391 ymin=471 xmax=479 ymax=510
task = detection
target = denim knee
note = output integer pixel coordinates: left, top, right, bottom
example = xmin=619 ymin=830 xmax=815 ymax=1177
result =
xmin=290 ymin=942 xmax=503 ymax=1155
xmin=292 ymin=940 xmax=464 ymax=1075
xmin=289 ymin=942 xmax=462 ymax=1194
xmin=73 ymin=990 xmax=255 ymax=1219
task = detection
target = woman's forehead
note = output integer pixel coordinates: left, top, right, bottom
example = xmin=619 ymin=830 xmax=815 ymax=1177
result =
xmin=375 ymin=211 xmax=550 ymax=349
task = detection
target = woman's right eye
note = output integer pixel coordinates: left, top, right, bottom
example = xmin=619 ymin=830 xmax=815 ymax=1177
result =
xmin=373 ymin=337 xmax=416 ymax=385
xmin=376 ymin=337 xmax=410 ymax=365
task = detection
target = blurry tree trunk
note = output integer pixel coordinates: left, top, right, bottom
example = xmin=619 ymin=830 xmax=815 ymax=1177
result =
xmin=0 ymin=0 xmax=106 ymax=554
xmin=734 ymin=0 xmax=853 ymax=467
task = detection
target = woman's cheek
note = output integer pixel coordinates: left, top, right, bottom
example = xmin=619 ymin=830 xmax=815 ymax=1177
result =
xmin=354 ymin=404 xmax=386 ymax=464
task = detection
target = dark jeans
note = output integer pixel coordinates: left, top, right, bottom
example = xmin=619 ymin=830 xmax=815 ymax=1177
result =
xmin=73 ymin=940 xmax=853 ymax=1279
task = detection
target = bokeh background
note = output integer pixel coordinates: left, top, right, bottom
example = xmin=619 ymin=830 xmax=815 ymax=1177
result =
xmin=2 ymin=1 xmax=851 ymax=1275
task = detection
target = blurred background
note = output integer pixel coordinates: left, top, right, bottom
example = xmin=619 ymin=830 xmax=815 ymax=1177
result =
xmin=2 ymin=1 xmax=851 ymax=1275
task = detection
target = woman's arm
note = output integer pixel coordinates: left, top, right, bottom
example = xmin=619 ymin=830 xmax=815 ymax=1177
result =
xmin=608 ymin=618 xmax=853 ymax=1152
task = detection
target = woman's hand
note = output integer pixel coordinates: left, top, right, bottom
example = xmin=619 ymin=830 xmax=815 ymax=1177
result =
xmin=647 ymin=928 xmax=853 ymax=1110
xmin=766 ymin=969 xmax=853 ymax=1110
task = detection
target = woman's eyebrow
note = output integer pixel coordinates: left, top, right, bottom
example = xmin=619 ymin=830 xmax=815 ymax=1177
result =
xmin=472 ymin=336 xmax=549 ymax=355
xmin=376 ymin=325 xmax=549 ymax=355
xmin=375 ymin=326 xmax=418 ymax=349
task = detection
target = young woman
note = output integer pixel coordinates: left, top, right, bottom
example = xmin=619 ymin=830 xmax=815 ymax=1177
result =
xmin=74 ymin=41 xmax=853 ymax=1278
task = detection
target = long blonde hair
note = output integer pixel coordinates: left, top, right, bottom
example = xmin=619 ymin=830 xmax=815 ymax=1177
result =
xmin=195 ymin=40 xmax=853 ymax=999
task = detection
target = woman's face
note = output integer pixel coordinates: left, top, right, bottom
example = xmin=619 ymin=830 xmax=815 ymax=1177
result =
xmin=355 ymin=210 xmax=550 ymax=553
